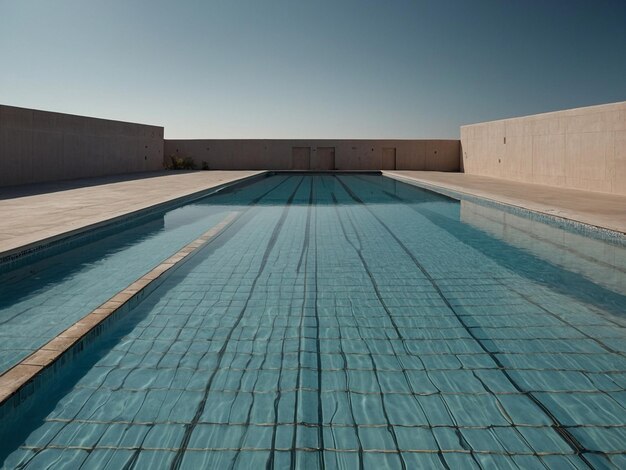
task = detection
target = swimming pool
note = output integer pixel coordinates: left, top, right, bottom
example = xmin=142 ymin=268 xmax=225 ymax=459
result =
xmin=1 ymin=173 xmax=625 ymax=468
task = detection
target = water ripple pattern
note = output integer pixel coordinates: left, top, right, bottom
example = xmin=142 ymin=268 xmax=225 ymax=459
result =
xmin=1 ymin=174 xmax=625 ymax=469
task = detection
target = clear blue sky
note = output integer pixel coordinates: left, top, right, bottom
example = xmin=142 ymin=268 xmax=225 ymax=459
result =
xmin=1 ymin=0 xmax=625 ymax=138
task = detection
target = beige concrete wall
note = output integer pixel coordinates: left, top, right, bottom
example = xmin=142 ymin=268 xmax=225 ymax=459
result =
xmin=0 ymin=105 xmax=164 ymax=186
xmin=460 ymin=101 xmax=626 ymax=195
xmin=164 ymin=139 xmax=460 ymax=171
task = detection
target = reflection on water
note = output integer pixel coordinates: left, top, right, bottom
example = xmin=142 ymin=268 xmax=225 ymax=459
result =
xmin=460 ymin=200 xmax=626 ymax=296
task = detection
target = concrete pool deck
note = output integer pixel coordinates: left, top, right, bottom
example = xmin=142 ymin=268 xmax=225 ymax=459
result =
xmin=385 ymin=171 xmax=626 ymax=234
xmin=0 ymin=170 xmax=266 ymax=258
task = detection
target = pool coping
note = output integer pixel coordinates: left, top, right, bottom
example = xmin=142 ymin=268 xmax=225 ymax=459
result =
xmin=0 ymin=211 xmax=241 ymax=415
xmin=383 ymin=171 xmax=626 ymax=246
xmin=0 ymin=171 xmax=268 ymax=268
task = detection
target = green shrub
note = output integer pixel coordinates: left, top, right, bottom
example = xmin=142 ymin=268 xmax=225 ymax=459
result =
xmin=166 ymin=155 xmax=197 ymax=170
xmin=181 ymin=157 xmax=196 ymax=169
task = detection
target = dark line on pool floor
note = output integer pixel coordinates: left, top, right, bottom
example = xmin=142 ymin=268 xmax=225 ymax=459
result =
xmin=311 ymin=177 xmax=326 ymax=469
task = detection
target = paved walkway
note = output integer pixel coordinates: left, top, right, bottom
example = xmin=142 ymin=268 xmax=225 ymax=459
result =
xmin=0 ymin=170 xmax=265 ymax=256
xmin=384 ymin=171 xmax=626 ymax=234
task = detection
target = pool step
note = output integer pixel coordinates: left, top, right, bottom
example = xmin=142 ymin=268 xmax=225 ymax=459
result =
xmin=0 ymin=211 xmax=240 ymax=413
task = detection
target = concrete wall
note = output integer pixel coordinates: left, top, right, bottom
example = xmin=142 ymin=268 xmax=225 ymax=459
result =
xmin=164 ymin=139 xmax=460 ymax=171
xmin=460 ymin=101 xmax=626 ymax=195
xmin=0 ymin=105 xmax=164 ymax=186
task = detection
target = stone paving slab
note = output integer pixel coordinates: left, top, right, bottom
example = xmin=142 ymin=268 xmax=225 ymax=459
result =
xmin=0 ymin=170 xmax=265 ymax=257
xmin=384 ymin=171 xmax=626 ymax=234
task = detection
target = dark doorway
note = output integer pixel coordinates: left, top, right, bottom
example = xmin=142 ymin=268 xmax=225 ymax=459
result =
xmin=382 ymin=147 xmax=396 ymax=170
xmin=313 ymin=147 xmax=335 ymax=170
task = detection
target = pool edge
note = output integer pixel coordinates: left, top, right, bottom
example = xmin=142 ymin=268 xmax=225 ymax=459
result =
xmin=383 ymin=171 xmax=626 ymax=245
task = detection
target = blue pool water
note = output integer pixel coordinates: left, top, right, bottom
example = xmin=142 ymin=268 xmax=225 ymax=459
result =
xmin=1 ymin=174 xmax=625 ymax=469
